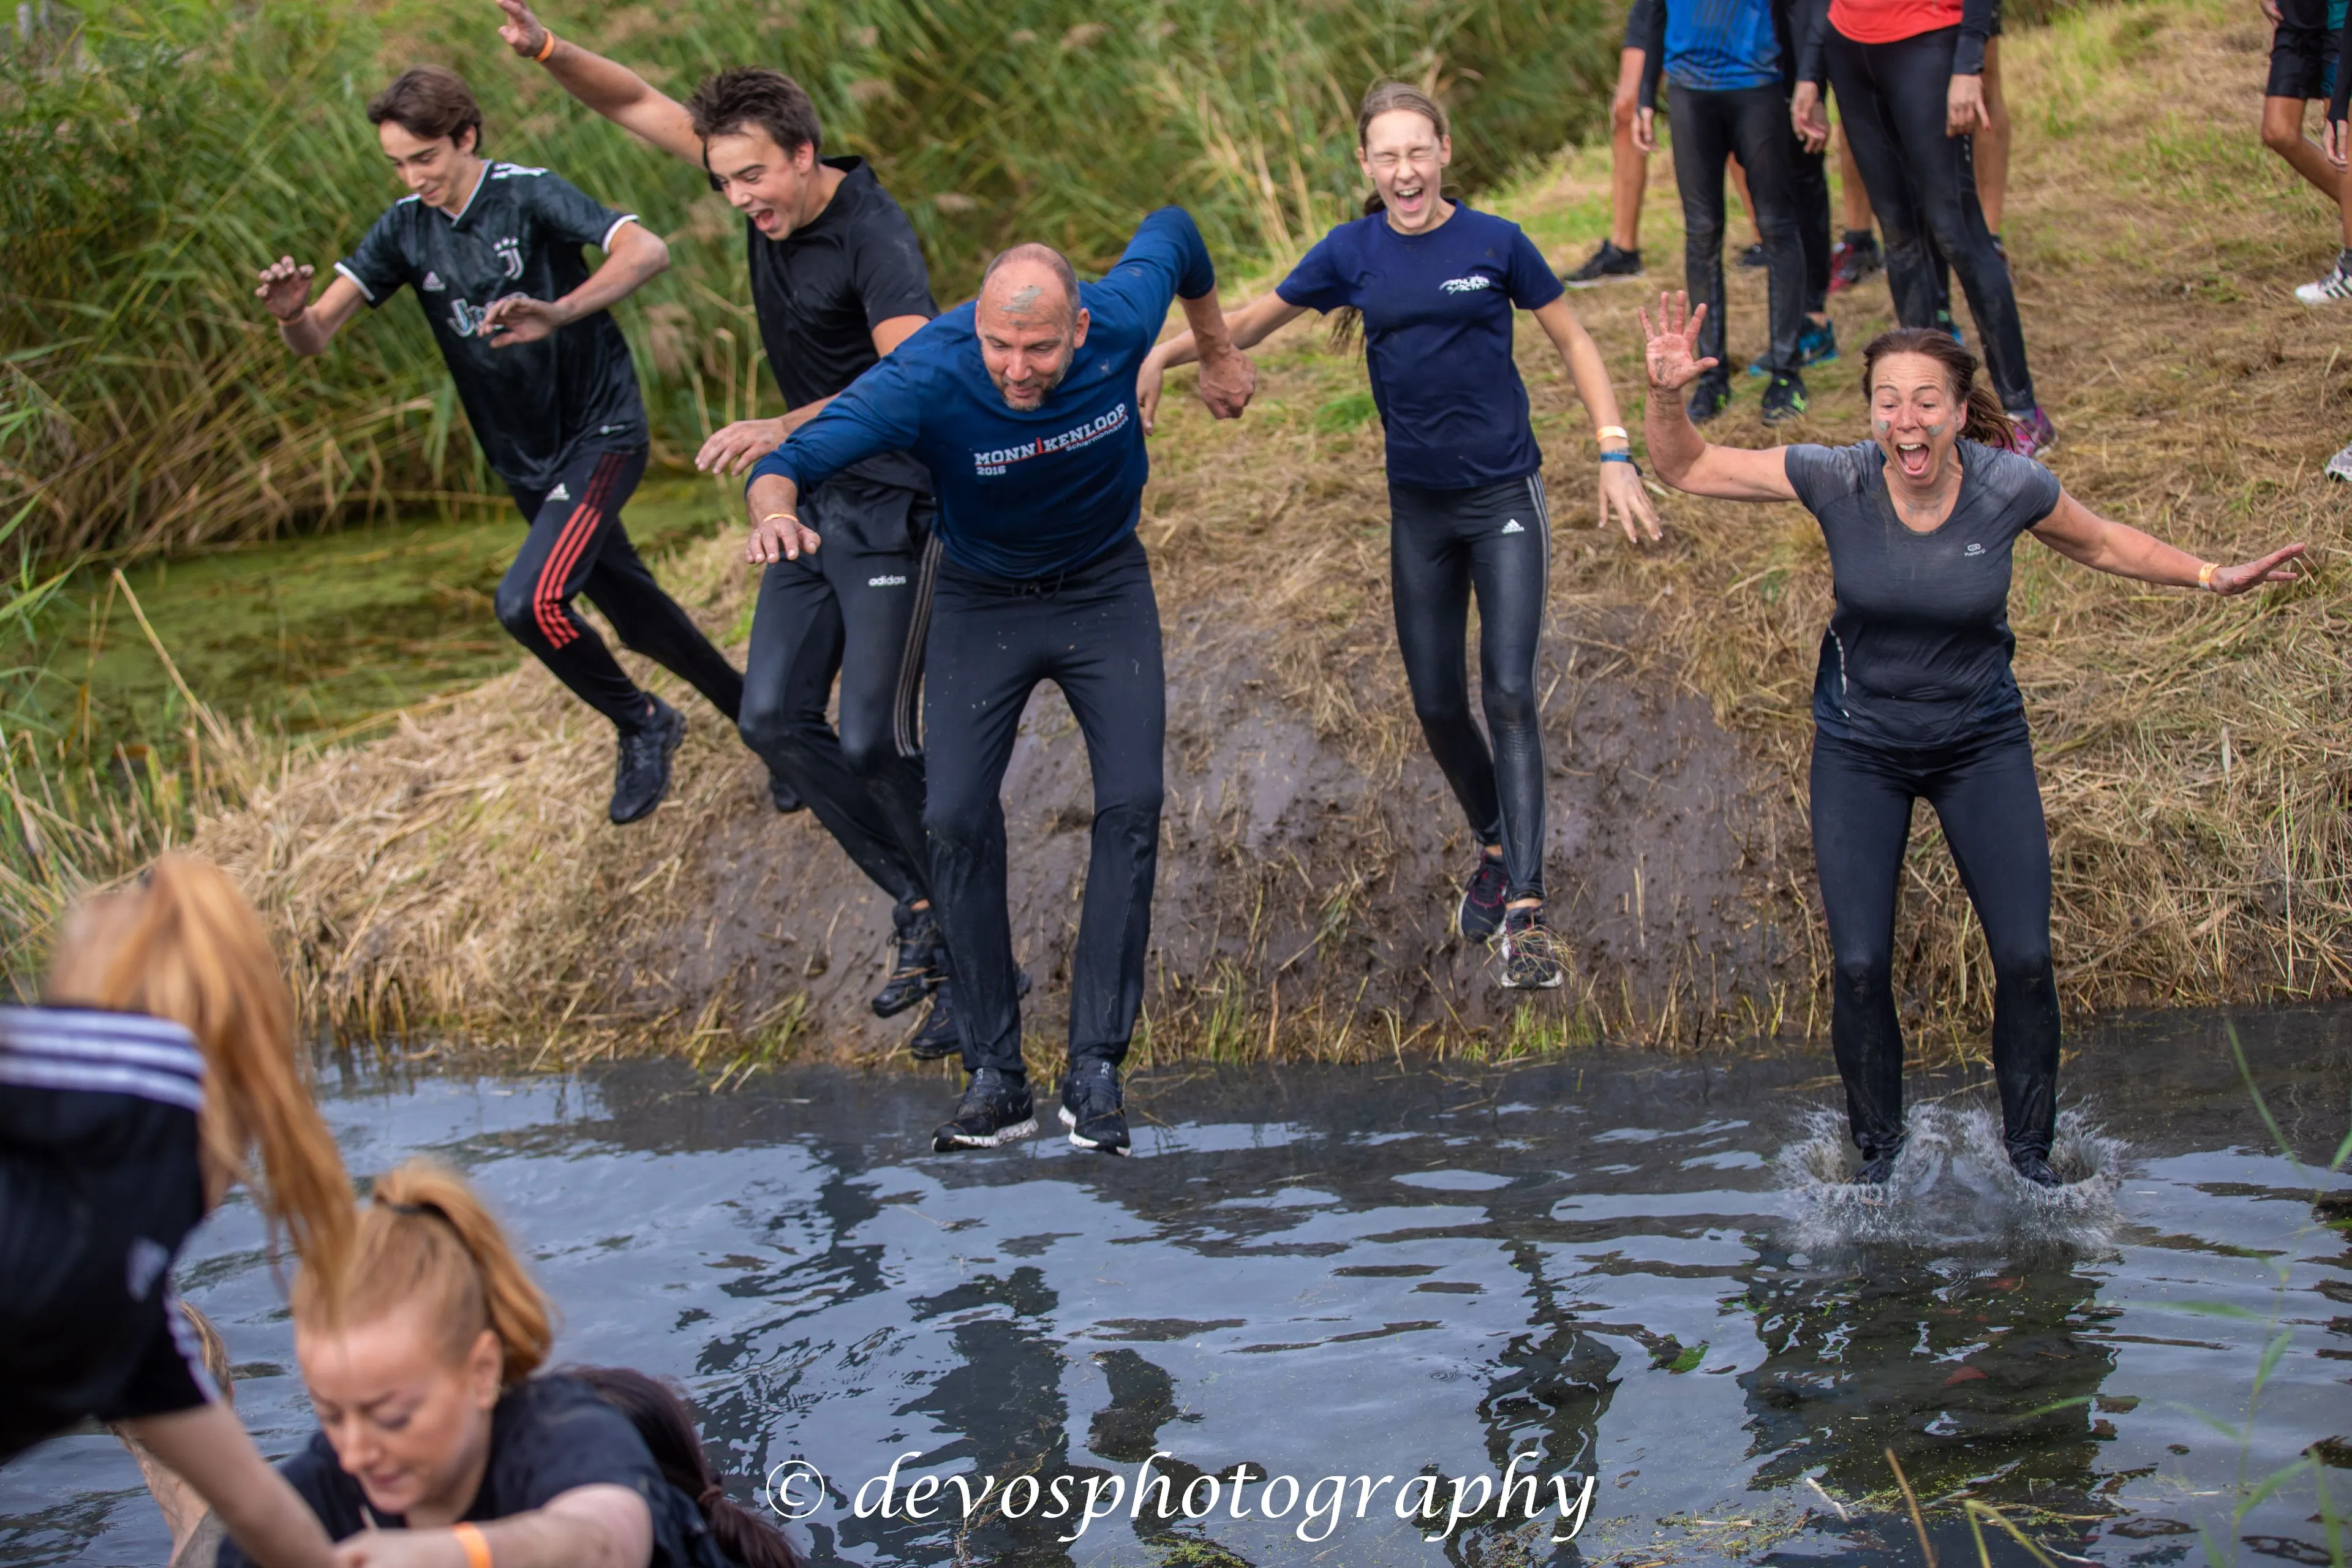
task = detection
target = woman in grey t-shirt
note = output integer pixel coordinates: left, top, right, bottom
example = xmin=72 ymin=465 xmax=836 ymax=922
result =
xmin=1640 ymin=296 xmax=2304 ymax=1186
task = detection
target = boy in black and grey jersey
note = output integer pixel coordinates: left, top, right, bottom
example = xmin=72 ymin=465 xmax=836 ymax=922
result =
xmin=496 ymin=0 xmax=976 ymax=1051
xmin=253 ymin=66 xmax=744 ymax=825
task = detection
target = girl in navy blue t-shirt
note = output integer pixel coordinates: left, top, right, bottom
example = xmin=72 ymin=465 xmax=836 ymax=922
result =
xmin=1142 ymin=83 xmax=1656 ymax=990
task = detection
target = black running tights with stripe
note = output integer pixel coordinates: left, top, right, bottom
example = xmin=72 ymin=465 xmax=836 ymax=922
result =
xmin=737 ymin=475 xmax=938 ymax=909
xmin=497 ymin=447 xmax=743 ymax=731
xmin=1389 ymin=475 xmax=1553 ymax=904
xmin=1809 ymin=723 xmax=2060 ymax=1165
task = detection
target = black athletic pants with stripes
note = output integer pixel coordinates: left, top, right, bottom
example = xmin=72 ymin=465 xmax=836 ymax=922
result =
xmin=1389 ymin=475 xmax=1552 ymax=905
xmin=1810 ymin=720 xmax=2060 ymax=1164
xmin=1667 ymin=80 xmax=1811 ymax=379
xmin=923 ymin=535 xmax=1163 ymax=1077
xmin=737 ymin=475 xmax=940 ymax=910
xmin=497 ymin=447 xmax=742 ymax=732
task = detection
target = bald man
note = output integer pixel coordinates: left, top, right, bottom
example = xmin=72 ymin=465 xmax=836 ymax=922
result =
xmin=747 ymin=209 xmax=1253 ymax=1155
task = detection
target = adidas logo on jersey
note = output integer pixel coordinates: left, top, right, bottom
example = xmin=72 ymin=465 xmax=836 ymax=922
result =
xmin=1501 ymin=519 xmax=1525 ymax=534
xmin=548 ymin=483 xmax=571 ymax=502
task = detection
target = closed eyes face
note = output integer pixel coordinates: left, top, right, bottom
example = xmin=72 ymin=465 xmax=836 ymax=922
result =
xmin=1358 ymin=109 xmax=1452 ymax=233
xmin=297 ymin=1307 xmax=500 ymax=1521
xmin=1869 ymin=352 xmax=1961 ymax=488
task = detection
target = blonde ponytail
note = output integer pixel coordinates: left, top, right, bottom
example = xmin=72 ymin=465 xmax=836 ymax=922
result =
xmin=294 ymin=1159 xmax=553 ymax=1386
xmin=44 ymin=854 xmax=353 ymax=1289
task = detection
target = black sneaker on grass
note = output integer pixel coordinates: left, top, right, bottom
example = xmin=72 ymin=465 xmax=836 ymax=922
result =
xmin=873 ymin=903 xmax=943 ymax=1018
xmin=932 ymin=1067 xmax=1037 ymax=1152
xmin=1496 ymin=905 xmax=1565 ymax=990
xmin=769 ymin=767 xmax=805 ymax=813
xmin=609 ymin=698 xmax=684 ymax=825
xmin=1761 ymin=373 xmax=1809 ymax=425
xmin=907 ymin=970 xmax=1030 ymax=1061
xmin=1058 ymin=1057 xmax=1132 ymax=1156
xmin=1687 ymin=375 xmax=1732 ymax=424
xmin=1457 ymin=850 xmax=1509 ymax=942
xmin=1735 ymin=241 xmax=1769 ymax=270
xmin=1564 ymin=239 xmax=1644 ymax=286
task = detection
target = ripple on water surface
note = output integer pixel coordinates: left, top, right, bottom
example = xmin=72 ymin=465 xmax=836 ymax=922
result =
xmin=2 ymin=1008 xmax=2346 ymax=1567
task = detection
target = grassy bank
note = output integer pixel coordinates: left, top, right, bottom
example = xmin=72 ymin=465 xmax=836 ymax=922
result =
xmin=1 ymin=0 xmax=1618 ymax=563
xmin=6 ymin=0 xmax=2348 ymax=1069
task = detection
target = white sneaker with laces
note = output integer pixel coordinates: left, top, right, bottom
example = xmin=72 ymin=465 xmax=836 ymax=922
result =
xmin=2326 ymin=441 xmax=2352 ymax=483
xmin=2294 ymin=262 xmax=2352 ymax=304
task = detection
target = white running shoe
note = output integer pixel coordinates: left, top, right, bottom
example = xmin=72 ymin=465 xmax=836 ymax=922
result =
xmin=2294 ymin=261 xmax=2352 ymax=304
xmin=2327 ymin=441 xmax=2352 ymax=483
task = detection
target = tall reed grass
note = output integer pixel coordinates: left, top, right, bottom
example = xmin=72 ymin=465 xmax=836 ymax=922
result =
xmin=1 ymin=0 xmax=1618 ymax=562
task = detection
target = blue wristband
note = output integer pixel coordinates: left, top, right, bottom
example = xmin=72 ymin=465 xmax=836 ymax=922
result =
xmin=1599 ymin=450 xmax=1640 ymax=471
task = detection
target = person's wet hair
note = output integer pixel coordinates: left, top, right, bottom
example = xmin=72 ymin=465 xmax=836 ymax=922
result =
xmin=1860 ymin=326 xmax=2018 ymax=450
xmin=292 ymin=1159 xmax=551 ymax=1384
xmin=366 ymin=65 xmax=484 ymax=153
xmin=565 ymin=1366 xmax=806 ymax=1568
xmin=45 ymin=854 xmax=353 ymax=1287
xmin=686 ymin=67 xmax=823 ymax=159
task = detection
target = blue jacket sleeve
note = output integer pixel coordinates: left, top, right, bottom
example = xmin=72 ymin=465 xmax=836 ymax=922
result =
xmin=1114 ymin=208 xmax=1216 ymax=302
xmin=745 ymin=353 xmax=925 ymax=496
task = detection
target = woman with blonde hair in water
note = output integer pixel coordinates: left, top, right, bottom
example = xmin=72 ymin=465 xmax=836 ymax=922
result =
xmin=223 ymin=1159 xmax=800 ymax=1568
xmin=1142 ymin=81 xmax=1658 ymax=991
xmin=0 ymin=854 xmax=355 ymax=1566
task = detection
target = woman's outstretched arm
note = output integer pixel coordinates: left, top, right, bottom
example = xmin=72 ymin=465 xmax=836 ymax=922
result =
xmin=1140 ymin=292 xmax=1308 ymax=430
xmin=2029 ymin=492 xmax=2305 ymax=593
xmin=1639 ymin=293 xmax=1800 ymax=502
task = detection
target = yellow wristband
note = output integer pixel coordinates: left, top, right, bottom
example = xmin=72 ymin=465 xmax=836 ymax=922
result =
xmin=760 ymin=512 xmax=800 ymax=527
xmin=451 ymin=1523 xmax=493 ymax=1568
xmin=2197 ymin=560 xmax=2219 ymax=591
xmin=1596 ymin=424 xmax=1629 ymax=444
xmin=533 ymin=28 xmax=557 ymax=61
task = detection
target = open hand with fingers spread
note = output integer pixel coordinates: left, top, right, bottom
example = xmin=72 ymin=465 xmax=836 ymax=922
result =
xmin=1638 ymin=292 xmax=1721 ymax=394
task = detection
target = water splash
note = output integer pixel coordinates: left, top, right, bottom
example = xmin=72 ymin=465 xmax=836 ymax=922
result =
xmin=1776 ymin=1101 xmax=2125 ymax=1253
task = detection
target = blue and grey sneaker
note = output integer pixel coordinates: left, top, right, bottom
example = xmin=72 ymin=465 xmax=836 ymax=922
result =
xmin=1058 ymin=1058 xmax=1131 ymax=1156
xmin=1747 ymin=320 xmax=1839 ymax=376
xmin=932 ymin=1067 xmax=1037 ymax=1152
xmin=1457 ymin=850 xmax=1509 ymax=942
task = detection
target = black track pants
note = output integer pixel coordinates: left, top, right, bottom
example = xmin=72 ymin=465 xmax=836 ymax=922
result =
xmin=1809 ymin=723 xmax=2061 ymax=1163
xmin=738 ymin=477 xmax=940 ymax=908
xmin=497 ymin=448 xmax=743 ymax=731
xmin=1390 ymin=476 xmax=1552 ymax=903
xmin=1826 ymin=25 xmax=2039 ymax=413
xmin=1667 ymin=81 xmax=1809 ymax=376
xmin=1792 ymin=137 xmax=1833 ymax=317
xmin=922 ymin=535 xmax=1164 ymax=1076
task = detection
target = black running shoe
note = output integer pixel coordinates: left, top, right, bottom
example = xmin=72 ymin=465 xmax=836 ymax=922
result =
xmin=1760 ymin=373 xmax=1809 ymax=425
xmin=609 ymin=698 xmax=684 ymax=825
xmin=2010 ymin=1150 xmax=2062 ymax=1188
xmin=1564 ymin=239 xmax=1644 ymax=286
xmin=1058 ymin=1057 xmax=1131 ymax=1156
xmin=1496 ymin=905 xmax=1565 ymax=990
xmin=1735 ymin=241 xmax=1769 ymax=270
xmin=908 ymin=969 xmax=1030 ymax=1061
xmin=873 ymin=903 xmax=944 ymax=1018
xmin=1827 ymin=233 xmax=1882 ymax=293
xmin=1850 ymin=1147 xmax=1901 ymax=1185
xmin=1687 ymin=375 xmax=1732 ymax=424
xmin=769 ymin=766 xmax=805 ymax=813
xmin=932 ymin=1067 xmax=1037 ymax=1152
xmin=1457 ymin=850 xmax=1509 ymax=942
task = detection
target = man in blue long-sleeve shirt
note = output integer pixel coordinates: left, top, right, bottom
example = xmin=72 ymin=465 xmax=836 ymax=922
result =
xmin=747 ymin=207 xmax=1254 ymax=1154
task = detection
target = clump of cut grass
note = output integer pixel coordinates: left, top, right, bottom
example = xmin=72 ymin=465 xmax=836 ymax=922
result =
xmin=2 ymin=0 xmax=1618 ymax=562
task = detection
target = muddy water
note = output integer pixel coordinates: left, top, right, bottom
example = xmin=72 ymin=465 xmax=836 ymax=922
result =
xmin=5 ymin=1008 xmax=2347 ymax=1567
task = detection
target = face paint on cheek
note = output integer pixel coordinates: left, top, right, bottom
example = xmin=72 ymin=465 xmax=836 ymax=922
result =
xmin=1873 ymin=418 xmax=1893 ymax=437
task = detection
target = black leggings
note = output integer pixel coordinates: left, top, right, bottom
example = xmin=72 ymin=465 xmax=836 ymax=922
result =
xmin=497 ymin=448 xmax=742 ymax=731
xmin=922 ymin=535 xmax=1164 ymax=1076
xmin=1827 ymin=25 xmax=2038 ymax=413
xmin=738 ymin=476 xmax=938 ymax=909
xmin=1390 ymin=475 xmax=1551 ymax=902
xmin=1667 ymin=81 xmax=1809 ymax=376
xmin=1809 ymin=723 xmax=2060 ymax=1163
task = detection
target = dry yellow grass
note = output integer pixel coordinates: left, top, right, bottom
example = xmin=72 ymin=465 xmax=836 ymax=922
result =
xmin=166 ymin=0 xmax=2348 ymax=1066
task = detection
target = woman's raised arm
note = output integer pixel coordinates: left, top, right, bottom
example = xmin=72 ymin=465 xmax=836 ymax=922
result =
xmin=1639 ymin=293 xmax=1800 ymax=502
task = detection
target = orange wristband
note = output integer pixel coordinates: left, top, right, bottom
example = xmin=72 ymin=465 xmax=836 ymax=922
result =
xmin=2197 ymin=560 xmax=2219 ymax=591
xmin=451 ymin=1523 xmax=493 ymax=1568
xmin=533 ymin=28 xmax=557 ymax=61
